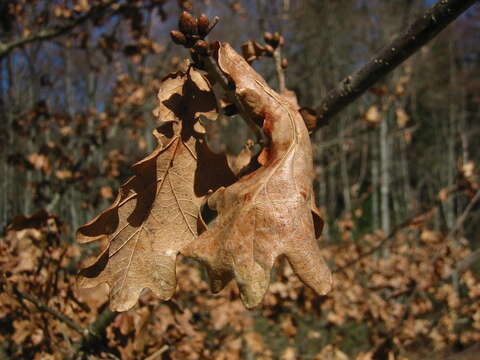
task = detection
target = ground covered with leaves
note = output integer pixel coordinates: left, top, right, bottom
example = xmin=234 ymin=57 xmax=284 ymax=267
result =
xmin=1 ymin=208 xmax=479 ymax=360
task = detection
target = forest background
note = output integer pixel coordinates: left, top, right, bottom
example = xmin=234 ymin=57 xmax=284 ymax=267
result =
xmin=0 ymin=0 xmax=479 ymax=359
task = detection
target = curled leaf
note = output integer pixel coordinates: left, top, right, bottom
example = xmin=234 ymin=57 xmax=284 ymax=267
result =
xmin=182 ymin=43 xmax=332 ymax=308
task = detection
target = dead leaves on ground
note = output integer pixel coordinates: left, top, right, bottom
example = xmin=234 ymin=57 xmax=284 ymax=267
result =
xmin=2 ymin=211 xmax=480 ymax=359
xmin=76 ymin=44 xmax=332 ymax=311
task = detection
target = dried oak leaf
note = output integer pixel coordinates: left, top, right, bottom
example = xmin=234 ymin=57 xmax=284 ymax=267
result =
xmin=182 ymin=43 xmax=332 ymax=308
xmin=77 ymin=67 xmax=235 ymax=311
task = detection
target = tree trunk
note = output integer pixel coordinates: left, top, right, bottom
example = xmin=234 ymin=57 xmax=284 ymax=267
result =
xmin=380 ymin=109 xmax=391 ymax=235
xmin=371 ymin=129 xmax=380 ymax=231
xmin=339 ymin=116 xmax=352 ymax=215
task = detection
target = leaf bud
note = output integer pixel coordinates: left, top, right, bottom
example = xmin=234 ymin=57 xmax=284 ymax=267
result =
xmin=179 ymin=11 xmax=197 ymax=36
xmin=178 ymin=0 xmax=193 ymax=11
xmin=252 ymin=41 xmax=265 ymax=56
xmin=197 ymin=13 xmax=210 ymax=37
xmin=264 ymin=44 xmax=274 ymax=57
xmin=263 ymin=32 xmax=273 ymax=43
xmin=170 ymin=30 xmax=187 ymax=45
xmin=281 ymin=58 xmax=288 ymax=69
xmin=194 ymin=40 xmax=210 ymax=56
xmin=270 ymin=32 xmax=281 ymax=48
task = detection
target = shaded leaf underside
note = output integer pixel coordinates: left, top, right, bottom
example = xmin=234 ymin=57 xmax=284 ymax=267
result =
xmin=77 ymin=69 xmax=235 ymax=311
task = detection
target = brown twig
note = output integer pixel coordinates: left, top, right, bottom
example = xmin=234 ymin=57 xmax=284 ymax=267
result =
xmin=70 ymin=307 xmax=118 ymax=359
xmin=145 ymin=345 xmax=169 ymax=360
xmin=422 ymin=189 xmax=480 ymax=278
xmin=332 ymin=211 xmax=430 ymax=273
xmin=0 ymin=342 xmax=11 ymax=360
xmin=12 ymin=286 xmax=84 ymax=334
xmin=454 ymin=249 xmax=480 ymax=277
xmin=0 ymin=0 xmax=118 ymax=59
xmin=202 ymin=54 xmax=268 ymax=146
xmin=273 ymin=47 xmax=286 ymax=93
xmin=315 ymin=0 xmax=478 ymax=128
xmin=11 ymin=284 xmax=119 ymax=358
xmin=79 ymin=307 xmax=118 ymax=347
xmin=444 ymin=342 xmax=480 ymax=360
xmin=334 ymin=183 xmax=474 ymax=274
xmin=447 ymin=189 xmax=480 ymax=238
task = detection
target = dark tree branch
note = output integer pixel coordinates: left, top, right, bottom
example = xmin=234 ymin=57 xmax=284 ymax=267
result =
xmin=11 ymin=285 xmax=118 ymax=358
xmin=69 ymin=308 xmax=118 ymax=359
xmin=12 ymin=286 xmax=84 ymax=334
xmin=315 ymin=0 xmax=478 ymax=128
xmin=444 ymin=343 xmax=480 ymax=360
xmin=0 ymin=0 xmax=118 ymax=59
xmin=79 ymin=307 xmax=117 ymax=347
xmin=0 ymin=342 xmax=11 ymax=360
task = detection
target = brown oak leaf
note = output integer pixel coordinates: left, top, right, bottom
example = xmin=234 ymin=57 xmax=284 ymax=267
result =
xmin=182 ymin=43 xmax=332 ymax=308
xmin=77 ymin=67 xmax=235 ymax=311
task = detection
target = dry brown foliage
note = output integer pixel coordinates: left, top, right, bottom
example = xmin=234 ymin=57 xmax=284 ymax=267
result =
xmin=1 ymin=207 xmax=479 ymax=359
xmin=76 ymin=41 xmax=332 ymax=311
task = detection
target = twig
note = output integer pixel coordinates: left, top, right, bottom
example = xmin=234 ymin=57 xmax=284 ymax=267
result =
xmin=11 ymin=285 xmax=118 ymax=358
xmin=0 ymin=342 xmax=11 ymax=360
xmin=447 ymin=189 xmax=480 ymax=237
xmin=427 ymin=189 xmax=480 ymax=268
xmin=71 ymin=307 xmax=118 ymax=358
xmin=80 ymin=307 xmax=117 ymax=346
xmin=145 ymin=345 xmax=169 ymax=360
xmin=444 ymin=342 xmax=480 ymax=360
xmin=454 ymin=249 xmax=480 ymax=277
xmin=203 ymin=55 xmax=268 ymax=146
xmin=447 ymin=189 xmax=480 ymax=290
xmin=273 ymin=47 xmax=286 ymax=93
xmin=0 ymin=0 xmax=118 ymax=59
xmin=12 ymin=286 xmax=84 ymax=335
xmin=332 ymin=206 xmax=437 ymax=273
xmin=335 ymin=186 xmax=477 ymax=274
xmin=315 ymin=0 xmax=478 ymax=128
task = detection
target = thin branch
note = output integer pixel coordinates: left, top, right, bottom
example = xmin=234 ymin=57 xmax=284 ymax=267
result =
xmin=332 ymin=213 xmax=418 ymax=273
xmin=12 ymin=286 xmax=84 ymax=334
xmin=0 ymin=0 xmax=118 ymax=59
xmin=335 ymin=185 xmax=478 ymax=274
xmin=70 ymin=307 xmax=118 ymax=359
xmin=203 ymin=55 xmax=268 ymax=146
xmin=11 ymin=285 xmax=118 ymax=358
xmin=448 ymin=190 xmax=480 ymax=290
xmin=315 ymin=0 xmax=478 ymax=128
xmin=453 ymin=248 xmax=480 ymax=277
xmin=80 ymin=307 xmax=118 ymax=347
xmin=145 ymin=345 xmax=169 ymax=360
xmin=0 ymin=342 xmax=11 ymax=360
xmin=273 ymin=47 xmax=286 ymax=94
xmin=444 ymin=343 xmax=480 ymax=360
xmin=333 ymin=201 xmax=443 ymax=273
xmin=447 ymin=189 xmax=480 ymax=237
